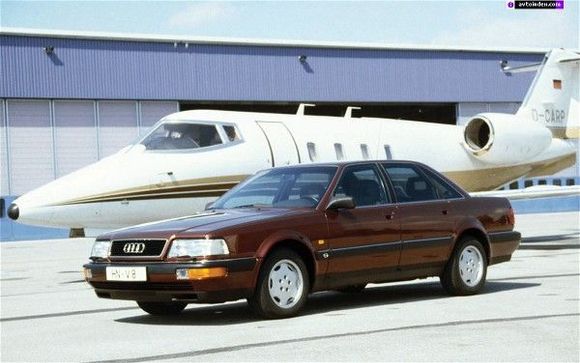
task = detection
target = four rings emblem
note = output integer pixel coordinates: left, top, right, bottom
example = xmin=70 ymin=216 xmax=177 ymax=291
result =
xmin=123 ymin=242 xmax=146 ymax=254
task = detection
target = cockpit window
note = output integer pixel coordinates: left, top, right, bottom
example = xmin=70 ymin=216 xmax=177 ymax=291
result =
xmin=141 ymin=122 xmax=223 ymax=150
xmin=223 ymin=125 xmax=240 ymax=142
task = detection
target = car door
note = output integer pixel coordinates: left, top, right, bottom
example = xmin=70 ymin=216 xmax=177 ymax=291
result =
xmin=323 ymin=163 xmax=401 ymax=288
xmin=381 ymin=163 xmax=460 ymax=273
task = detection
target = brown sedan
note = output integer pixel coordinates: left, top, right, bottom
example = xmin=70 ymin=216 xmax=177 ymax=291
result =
xmin=84 ymin=161 xmax=520 ymax=318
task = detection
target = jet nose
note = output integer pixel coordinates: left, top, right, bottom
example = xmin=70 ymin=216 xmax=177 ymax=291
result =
xmin=7 ymin=203 xmax=19 ymax=220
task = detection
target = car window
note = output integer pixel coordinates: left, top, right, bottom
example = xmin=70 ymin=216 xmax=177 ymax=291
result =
xmin=213 ymin=166 xmax=337 ymax=209
xmin=419 ymin=166 xmax=463 ymax=199
xmin=287 ymin=172 xmax=333 ymax=202
xmin=382 ymin=164 xmax=437 ymax=202
xmin=333 ymin=165 xmax=388 ymax=207
xmin=220 ymin=173 xmax=283 ymax=208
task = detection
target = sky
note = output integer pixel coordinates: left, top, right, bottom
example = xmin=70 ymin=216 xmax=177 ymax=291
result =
xmin=0 ymin=1 xmax=578 ymax=49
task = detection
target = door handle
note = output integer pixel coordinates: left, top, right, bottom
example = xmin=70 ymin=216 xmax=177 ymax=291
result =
xmin=442 ymin=209 xmax=448 ymax=215
xmin=386 ymin=212 xmax=396 ymax=220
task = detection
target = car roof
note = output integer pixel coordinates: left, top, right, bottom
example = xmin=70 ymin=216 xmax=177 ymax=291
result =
xmin=269 ymin=160 xmax=427 ymax=170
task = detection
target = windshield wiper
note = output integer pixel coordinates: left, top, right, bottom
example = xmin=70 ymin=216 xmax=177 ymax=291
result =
xmin=232 ymin=204 xmax=267 ymax=209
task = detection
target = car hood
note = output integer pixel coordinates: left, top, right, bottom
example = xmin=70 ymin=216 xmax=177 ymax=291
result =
xmin=100 ymin=208 xmax=304 ymax=240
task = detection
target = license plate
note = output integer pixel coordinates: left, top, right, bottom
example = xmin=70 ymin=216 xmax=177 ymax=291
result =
xmin=106 ymin=267 xmax=147 ymax=281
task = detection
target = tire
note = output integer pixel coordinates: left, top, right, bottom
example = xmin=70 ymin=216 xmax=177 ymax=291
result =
xmin=137 ymin=301 xmax=187 ymax=315
xmin=248 ymin=248 xmax=310 ymax=319
xmin=336 ymin=284 xmax=367 ymax=294
xmin=441 ymin=237 xmax=487 ymax=296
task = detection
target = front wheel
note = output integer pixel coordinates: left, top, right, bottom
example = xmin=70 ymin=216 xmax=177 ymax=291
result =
xmin=137 ymin=301 xmax=187 ymax=315
xmin=440 ymin=238 xmax=487 ymax=295
xmin=248 ymin=249 xmax=310 ymax=319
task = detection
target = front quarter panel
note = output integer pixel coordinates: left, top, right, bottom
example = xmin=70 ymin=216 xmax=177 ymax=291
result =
xmin=229 ymin=211 xmax=330 ymax=288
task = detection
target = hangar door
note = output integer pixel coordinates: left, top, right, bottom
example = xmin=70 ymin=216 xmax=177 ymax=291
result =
xmin=257 ymin=122 xmax=300 ymax=166
xmin=2 ymin=100 xmax=178 ymax=196
xmin=6 ymin=100 xmax=55 ymax=195
xmin=0 ymin=100 xmax=8 ymax=196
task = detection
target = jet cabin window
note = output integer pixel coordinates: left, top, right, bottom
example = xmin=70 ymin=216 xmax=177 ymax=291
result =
xmin=142 ymin=122 xmax=227 ymax=150
xmin=307 ymin=142 xmax=318 ymax=162
xmin=334 ymin=143 xmax=345 ymax=160
xmin=384 ymin=145 xmax=393 ymax=160
xmin=360 ymin=144 xmax=370 ymax=160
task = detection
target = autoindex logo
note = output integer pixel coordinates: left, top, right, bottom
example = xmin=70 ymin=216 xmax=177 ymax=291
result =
xmin=507 ymin=1 xmax=564 ymax=9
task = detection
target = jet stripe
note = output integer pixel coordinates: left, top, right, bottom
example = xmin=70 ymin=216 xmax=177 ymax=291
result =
xmin=52 ymin=174 xmax=249 ymax=206
xmin=58 ymin=189 xmax=229 ymax=205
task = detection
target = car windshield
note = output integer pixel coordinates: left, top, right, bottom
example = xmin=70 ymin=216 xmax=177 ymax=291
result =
xmin=141 ymin=121 xmax=228 ymax=150
xmin=212 ymin=166 xmax=337 ymax=209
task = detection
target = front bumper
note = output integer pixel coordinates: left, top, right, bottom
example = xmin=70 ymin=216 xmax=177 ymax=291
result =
xmin=83 ymin=257 xmax=257 ymax=303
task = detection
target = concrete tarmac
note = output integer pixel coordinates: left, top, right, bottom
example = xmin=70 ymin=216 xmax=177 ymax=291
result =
xmin=1 ymin=212 xmax=578 ymax=362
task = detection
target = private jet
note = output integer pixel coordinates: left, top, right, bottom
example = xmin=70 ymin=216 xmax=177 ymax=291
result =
xmin=7 ymin=48 xmax=579 ymax=235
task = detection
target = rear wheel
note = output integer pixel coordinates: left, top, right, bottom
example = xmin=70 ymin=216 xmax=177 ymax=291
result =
xmin=441 ymin=237 xmax=487 ymax=295
xmin=248 ymin=248 xmax=309 ymax=319
xmin=137 ymin=301 xmax=187 ymax=315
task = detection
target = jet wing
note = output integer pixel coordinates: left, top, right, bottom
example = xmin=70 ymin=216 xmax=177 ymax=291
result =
xmin=470 ymin=185 xmax=580 ymax=200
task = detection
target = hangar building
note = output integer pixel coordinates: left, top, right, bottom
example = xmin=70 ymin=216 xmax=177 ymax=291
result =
xmin=0 ymin=29 xmax=577 ymax=203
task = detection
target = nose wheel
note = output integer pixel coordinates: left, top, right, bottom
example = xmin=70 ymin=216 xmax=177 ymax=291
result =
xmin=69 ymin=228 xmax=86 ymax=238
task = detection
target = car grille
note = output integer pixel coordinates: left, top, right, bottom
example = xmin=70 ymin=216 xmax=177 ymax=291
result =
xmin=109 ymin=239 xmax=167 ymax=258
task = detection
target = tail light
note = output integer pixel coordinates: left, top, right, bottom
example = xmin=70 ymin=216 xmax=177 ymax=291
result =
xmin=507 ymin=206 xmax=515 ymax=226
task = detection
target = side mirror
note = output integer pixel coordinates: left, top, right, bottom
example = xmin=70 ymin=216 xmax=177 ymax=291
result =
xmin=204 ymin=202 xmax=215 ymax=210
xmin=326 ymin=197 xmax=356 ymax=211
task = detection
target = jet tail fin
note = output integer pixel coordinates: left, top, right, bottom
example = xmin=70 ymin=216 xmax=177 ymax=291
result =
xmin=514 ymin=49 xmax=580 ymax=139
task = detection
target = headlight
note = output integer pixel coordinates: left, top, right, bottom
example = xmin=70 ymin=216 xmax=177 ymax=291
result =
xmin=168 ymin=239 xmax=229 ymax=258
xmin=90 ymin=240 xmax=111 ymax=259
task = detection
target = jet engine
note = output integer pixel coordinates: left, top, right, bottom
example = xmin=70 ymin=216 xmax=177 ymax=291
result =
xmin=463 ymin=113 xmax=552 ymax=165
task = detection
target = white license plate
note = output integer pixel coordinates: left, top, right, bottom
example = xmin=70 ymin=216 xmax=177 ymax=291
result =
xmin=106 ymin=267 xmax=147 ymax=281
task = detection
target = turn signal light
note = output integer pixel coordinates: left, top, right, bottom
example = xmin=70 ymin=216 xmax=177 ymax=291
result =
xmin=83 ymin=268 xmax=93 ymax=280
xmin=176 ymin=267 xmax=227 ymax=280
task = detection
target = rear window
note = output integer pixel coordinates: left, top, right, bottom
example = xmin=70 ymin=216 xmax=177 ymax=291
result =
xmin=381 ymin=163 xmax=461 ymax=202
xmin=419 ymin=166 xmax=463 ymax=199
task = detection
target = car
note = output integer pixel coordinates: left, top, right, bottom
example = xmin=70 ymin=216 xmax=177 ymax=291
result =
xmin=83 ymin=160 xmax=521 ymax=318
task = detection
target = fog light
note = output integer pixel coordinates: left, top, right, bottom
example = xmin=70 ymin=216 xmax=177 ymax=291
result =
xmin=176 ymin=267 xmax=227 ymax=280
xmin=83 ymin=268 xmax=93 ymax=280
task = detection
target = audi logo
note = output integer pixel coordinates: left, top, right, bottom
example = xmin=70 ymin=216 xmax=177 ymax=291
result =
xmin=123 ymin=242 xmax=146 ymax=254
